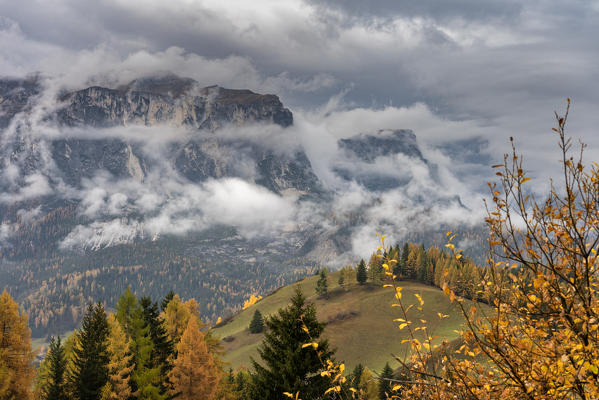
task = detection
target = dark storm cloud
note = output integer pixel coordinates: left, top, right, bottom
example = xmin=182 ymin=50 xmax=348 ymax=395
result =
xmin=1 ymin=0 xmax=599 ymax=229
xmin=306 ymin=0 xmax=523 ymax=22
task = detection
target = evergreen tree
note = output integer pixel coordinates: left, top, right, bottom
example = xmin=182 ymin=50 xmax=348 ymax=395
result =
xmin=315 ymin=268 xmax=329 ymax=298
xmin=235 ymin=370 xmax=252 ymax=399
xmin=43 ymin=336 xmax=67 ymax=400
xmin=168 ymin=316 xmax=220 ymax=400
xmin=141 ymin=297 xmax=175 ymax=396
xmin=249 ymin=310 xmax=264 ymax=334
xmin=115 ymin=288 xmax=163 ymax=400
xmin=357 ymin=259 xmax=368 ymax=285
xmin=368 ymin=254 xmax=382 ymax=283
xmin=250 ymin=288 xmax=333 ymax=400
xmin=36 ymin=331 xmax=78 ymax=400
xmin=0 ymin=290 xmax=34 ymax=400
xmin=69 ymin=302 xmax=110 ymax=400
xmin=351 ymin=363 xmax=364 ymax=390
xmin=160 ymin=291 xmax=175 ymax=313
xmin=400 ymin=243 xmax=409 ymax=278
xmin=100 ymin=313 xmax=134 ymax=400
xmin=378 ymin=363 xmax=394 ymax=399
xmin=392 ymin=245 xmax=403 ymax=276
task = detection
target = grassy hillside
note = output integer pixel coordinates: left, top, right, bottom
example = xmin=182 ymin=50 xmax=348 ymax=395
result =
xmin=213 ymin=270 xmax=479 ymax=372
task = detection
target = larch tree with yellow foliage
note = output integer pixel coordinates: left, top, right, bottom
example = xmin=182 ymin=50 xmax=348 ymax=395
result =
xmin=387 ymin=102 xmax=599 ymax=400
xmin=0 ymin=290 xmax=35 ymax=400
xmin=100 ymin=313 xmax=134 ymax=400
xmin=168 ymin=315 xmax=221 ymax=400
xmin=163 ymin=295 xmax=223 ymax=362
xmin=358 ymin=367 xmax=379 ymax=400
xmin=163 ymin=294 xmax=190 ymax=345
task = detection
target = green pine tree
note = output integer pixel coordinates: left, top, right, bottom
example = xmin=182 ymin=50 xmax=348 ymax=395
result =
xmin=249 ymin=310 xmax=264 ymax=334
xmin=116 ymin=288 xmax=164 ymax=400
xmin=160 ymin=291 xmax=175 ymax=313
xmin=351 ymin=363 xmax=364 ymax=389
xmin=141 ymin=297 xmax=175 ymax=397
xmin=315 ymin=268 xmax=329 ymax=298
xmin=250 ymin=287 xmax=334 ymax=400
xmin=235 ymin=369 xmax=252 ymax=398
xmin=43 ymin=336 xmax=67 ymax=400
xmin=378 ymin=363 xmax=394 ymax=399
xmin=400 ymin=243 xmax=410 ymax=278
xmin=357 ymin=259 xmax=368 ymax=285
xmin=69 ymin=303 xmax=110 ymax=400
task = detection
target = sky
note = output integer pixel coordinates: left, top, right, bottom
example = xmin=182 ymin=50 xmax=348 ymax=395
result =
xmin=1 ymin=0 xmax=599 ymax=256
xmin=2 ymin=0 xmax=598 ymax=172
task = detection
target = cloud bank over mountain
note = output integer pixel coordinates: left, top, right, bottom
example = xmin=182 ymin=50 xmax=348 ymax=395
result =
xmin=1 ymin=0 xmax=598 ymax=260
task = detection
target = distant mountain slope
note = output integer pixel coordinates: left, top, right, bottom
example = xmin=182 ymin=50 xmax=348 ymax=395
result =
xmin=213 ymin=271 xmax=476 ymax=372
xmin=0 ymin=74 xmax=485 ymax=339
xmin=0 ymin=75 xmax=326 ymax=337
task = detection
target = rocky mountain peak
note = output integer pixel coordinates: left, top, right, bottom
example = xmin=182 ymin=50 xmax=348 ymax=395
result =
xmin=338 ymin=129 xmax=424 ymax=162
xmin=57 ymin=76 xmax=293 ymax=129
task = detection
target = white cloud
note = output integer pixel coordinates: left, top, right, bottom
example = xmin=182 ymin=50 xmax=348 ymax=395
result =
xmin=0 ymin=173 xmax=52 ymax=203
xmin=2 ymin=0 xmax=598 ymax=260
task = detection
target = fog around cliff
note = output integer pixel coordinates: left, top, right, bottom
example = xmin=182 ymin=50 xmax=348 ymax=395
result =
xmin=1 ymin=0 xmax=598 ymax=261
xmin=0 ymin=76 xmax=488 ymax=260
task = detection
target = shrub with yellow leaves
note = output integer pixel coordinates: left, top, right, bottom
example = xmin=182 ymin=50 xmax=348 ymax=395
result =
xmin=384 ymin=101 xmax=599 ymax=400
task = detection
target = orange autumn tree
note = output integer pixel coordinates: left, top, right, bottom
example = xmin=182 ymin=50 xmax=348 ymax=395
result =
xmin=168 ymin=315 xmax=221 ymax=400
xmin=100 ymin=313 xmax=134 ymax=400
xmin=0 ymin=290 xmax=35 ymax=400
xmin=388 ymin=101 xmax=599 ymax=400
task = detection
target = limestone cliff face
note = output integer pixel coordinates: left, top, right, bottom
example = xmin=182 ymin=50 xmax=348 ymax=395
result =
xmin=0 ymin=77 xmax=40 ymax=129
xmin=1 ymin=75 xmax=319 ymax=195
xmin=57 ymin=80 xmax=293 ymax=129
xmin=338 ymin=129 xmax=424 ymax=162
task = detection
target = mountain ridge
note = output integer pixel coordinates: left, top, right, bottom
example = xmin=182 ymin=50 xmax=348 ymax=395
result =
xmin=0 ymin=74 xmax=482 ymax=339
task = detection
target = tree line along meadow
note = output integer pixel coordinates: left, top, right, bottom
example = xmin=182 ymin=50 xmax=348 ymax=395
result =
xmin=1 ymin=237 xmax=457 ymax=400
xmin=2 ymin=105 xmax=599 ymax=399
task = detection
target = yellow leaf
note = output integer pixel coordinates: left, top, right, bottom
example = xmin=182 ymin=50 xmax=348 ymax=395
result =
xmin=399 ymin=323 xmax=408 ymax=330
xmin=395 ymin=287 xmax=403 ymax=300
xmin=533 ymin=277 xmax=543 ymax=290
